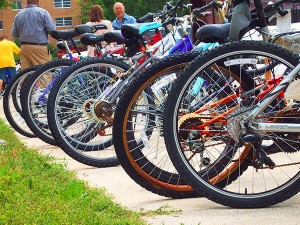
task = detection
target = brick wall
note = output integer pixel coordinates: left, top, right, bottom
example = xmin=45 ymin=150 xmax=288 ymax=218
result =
xmin=0 ymin=0 xmax=82 ymax=44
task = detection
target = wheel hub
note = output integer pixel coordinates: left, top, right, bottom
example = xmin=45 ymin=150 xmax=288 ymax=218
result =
xmin=94 ymin=100 xmax=114 ymax=125
xmin=227 ymin=106 xmax=252 ymax=142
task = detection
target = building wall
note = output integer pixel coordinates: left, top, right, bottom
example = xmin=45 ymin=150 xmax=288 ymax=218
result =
xmin=0 ymin=0 xmax=82 ymax=44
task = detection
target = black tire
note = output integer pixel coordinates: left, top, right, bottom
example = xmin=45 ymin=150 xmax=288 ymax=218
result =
xmin=47 ymin=57 xmax=130 ymax=167
xmin=164 ymin=41 xmax=300 ymax=208
xmin=3 ymin=66 xmax=39 ymax=137
xmin=20 ymin=59 xmax=74 ymax=145
xmin=113 ymin=52 xmax=202 ymax=198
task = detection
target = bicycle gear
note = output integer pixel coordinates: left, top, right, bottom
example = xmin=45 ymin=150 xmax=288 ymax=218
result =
xmin=227 ymin=106 xmax=252 ymax=142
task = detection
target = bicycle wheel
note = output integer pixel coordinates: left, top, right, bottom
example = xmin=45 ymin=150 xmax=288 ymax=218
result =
xmin=47 ymin=57 xmax=130 ymax=167
xmin=164 ymin=41 xmax=300 ymax=208
xmin=20 ymin=59 xmax=74 ymax=145
xmin=3 ymin=66 xmax=39 ymax=137
xmin=113 ymin=52 xmax=202 ymax=198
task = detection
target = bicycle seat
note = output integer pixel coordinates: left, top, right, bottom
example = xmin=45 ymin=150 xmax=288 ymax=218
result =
xmin=104 ymin=30 xmax=125 ymax=43
xmin=121 ymin=22 xmax=162 ymax=39
xmin=196 ymin=23 xmax=231 ymax=44
xmin=57 ymin=40 xmax=80 ymax=50
xmin=196 ymin=23 xmax=250 ymax=44
xmin=80 ymin=33 xmax=105 ymax=46
xmin=75 ymin=24 xmax=108 ymax=34
xmin=50 ymin=29 xmax=79 ymax=41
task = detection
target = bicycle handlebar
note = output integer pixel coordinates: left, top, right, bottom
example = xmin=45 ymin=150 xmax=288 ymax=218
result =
xmin=137 ymin=13 xmax=155 ymax=23
xmin=137 ymin=0 xmax=184 ymax=23
xmin=264 ymin=0 xmax=298 ymax=13
xmin=192 ymin=0 xmax=217 ymax=16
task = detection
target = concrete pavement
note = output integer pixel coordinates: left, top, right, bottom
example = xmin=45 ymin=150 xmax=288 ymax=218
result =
xmin=1 ymin=99 xmax=300 ymax=225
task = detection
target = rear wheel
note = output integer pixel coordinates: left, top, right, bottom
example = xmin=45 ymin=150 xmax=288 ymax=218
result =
xmin=164 ymin=41 xmax=300 ymax=208
xmin=47 ymin=58 xmax=130 ymax=167
xmin=20 ymin=59 xmax=74 ymax=145
xmin=113 ymin=52 xmax=201 ymax=198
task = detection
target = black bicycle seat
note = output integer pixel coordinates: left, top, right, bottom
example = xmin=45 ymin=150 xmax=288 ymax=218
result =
xmin=50 ymin=29 xmax=79 ymax=40
xmin=104 ymin=30 xmax=125 ymax=43
xmin=75 ymin=24 xmax=108 ymax=34
xmin=80 ymin=33 xmax=105 ymax=46
xmin=196 ymin=23 xmax=231 ymax=43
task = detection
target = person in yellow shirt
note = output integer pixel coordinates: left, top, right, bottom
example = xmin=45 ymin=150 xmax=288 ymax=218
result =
xmin=0 ymin=35 xmax=20 ymax=96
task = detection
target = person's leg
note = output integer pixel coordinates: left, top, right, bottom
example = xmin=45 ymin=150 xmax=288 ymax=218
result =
xmin=27 ymin=45 xmax=52 ymax=87
xmin=0 ymin=68 xmax=6 ymax=94
xmin=0 ymin=80 xmax=3 ymax=93
xmin=6 ymin=67 xmax=17 ymax=78
xmin=20 ymin=45 xmax=33 ymax=70
xmin=26 ymin=45 xmax=51 ymax=66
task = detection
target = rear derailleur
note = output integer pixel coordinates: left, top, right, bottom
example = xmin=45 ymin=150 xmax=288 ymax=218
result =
xmin=240 ymin=133 xmax=275 ymax=169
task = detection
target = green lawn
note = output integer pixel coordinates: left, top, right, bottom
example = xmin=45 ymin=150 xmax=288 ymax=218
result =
xmin=0 ymin=118 xmax=146 ymax=225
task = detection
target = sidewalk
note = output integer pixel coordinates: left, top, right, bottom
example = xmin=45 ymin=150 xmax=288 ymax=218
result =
xmin=1 ymin=99 xmax=300 ymax=225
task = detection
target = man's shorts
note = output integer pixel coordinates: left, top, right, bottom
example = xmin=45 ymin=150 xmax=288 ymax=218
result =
xmin=0 ymin=67 xmax=17 ymax=80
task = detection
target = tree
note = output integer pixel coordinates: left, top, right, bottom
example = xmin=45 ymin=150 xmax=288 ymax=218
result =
xmin=0 ymin=0 xmax=13 ymax=10
xmin=77 ymin=0 xmax=168 ymax=23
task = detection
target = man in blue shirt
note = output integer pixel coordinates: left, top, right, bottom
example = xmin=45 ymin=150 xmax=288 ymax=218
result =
xmin=11 ymin=0 xmax=55 ymax=69
xmin=112 ymin=2 xmax=136 ymax=30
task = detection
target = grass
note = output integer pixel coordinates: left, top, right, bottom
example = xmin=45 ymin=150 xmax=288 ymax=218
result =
xmin=0 ymin=118 xmax=146 ymax=225
xmin=139 ymin=205 xmax=182 ymax=216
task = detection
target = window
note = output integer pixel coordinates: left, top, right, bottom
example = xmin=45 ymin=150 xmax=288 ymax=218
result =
xmin=12 ymin=1 xmax=22 ymax=10
xmin=56 ymin=17 xmax=72 ymax=27
xmin=54 ymin=0 xmax=71 ymax=8
xmin=0 ymin=21 xmax=3 ymax=29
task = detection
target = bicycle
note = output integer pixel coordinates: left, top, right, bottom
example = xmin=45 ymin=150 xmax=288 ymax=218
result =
xmin=46 ymin=1 xmax=193 ymax=169
xmin=163 ymin=0 xmax=300 ymax=208
xmin=46 ymin=0 xmax=237 ymax=198
xmin=111 ymin=0 xmax=236 ymax=198
xmin=112 ymin=0 xmax=300 ymax=199
xmin=2 ymin=65 xmax=39 ymax=137
xmin=19 ymin=24 xmax=116 ymax=145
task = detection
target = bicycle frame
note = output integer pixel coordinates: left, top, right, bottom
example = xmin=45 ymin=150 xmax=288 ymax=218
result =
xmin=253 ymin=61 xmax=300 ymax=132
xmin=3 ymin=61 xmax=21 ymax=91
xmin=95 ymin=23 xmax=194 ymax=104
xmin=186 ymin=74 xmax=284 ymax=133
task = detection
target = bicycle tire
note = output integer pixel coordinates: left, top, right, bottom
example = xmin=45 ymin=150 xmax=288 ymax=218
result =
xmin=113 ymin=52 xmax=202 ymax=198
xmin=3 ymin=66 xmax=39 ymax=137
xmin=47 ymin=57 xmax=130 ymax=167
xmin=164 ymin=41 xmax=300 ymax=208
xmin=20 ymin=59 xmax=74 ymax=145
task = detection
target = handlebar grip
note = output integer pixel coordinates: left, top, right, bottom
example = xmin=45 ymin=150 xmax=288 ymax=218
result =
xmin=137 ymin=13 xmax=154 ymax=23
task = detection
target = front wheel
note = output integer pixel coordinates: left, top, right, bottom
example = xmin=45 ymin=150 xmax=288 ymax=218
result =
xmin=3 ymin=66 xmax=39 ymax=137
xmin=164 ymin=41 xmax=300 ymax=208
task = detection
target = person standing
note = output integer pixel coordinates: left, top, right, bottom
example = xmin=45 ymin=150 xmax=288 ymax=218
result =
xmin=112 ymin=2 xmax=136 ymax=30
xmin=11 ymin=0 xmax=56 ymax=69
xmin=86 ymin=5 xmax=113 ymax=56
xmin=0 ymin=35 xmax=20 ymax=96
